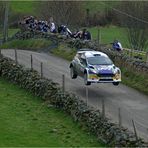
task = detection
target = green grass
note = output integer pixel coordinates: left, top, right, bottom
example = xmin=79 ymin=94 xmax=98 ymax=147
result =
xmin=88 ymin=25 xmax=129 ymax=48
xmin=10 ymin=1 xmax=117 ymax=16
xmin=0 ymin=39 xmax=52 ymax=50
xmin=10 ymin=1 xmax=38 ymax=15
xmin=0 ymin=28 xmax=20 ymax=39
xmin=51 ymin=44 xmax=77 ymax=61
xmin=84 ymin=1 xmax=119 ymax=14
xmin=0 ymin=77 xmax=103 ymax=147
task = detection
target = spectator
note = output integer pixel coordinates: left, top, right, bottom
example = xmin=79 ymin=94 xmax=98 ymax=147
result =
xmin=82 ymin=28 xmax=91 ymax=40
xmin=112 ymin=40 xmax=123 ymax=51
xmin=50 ymin=22 xmax=56 ymax=33
xmin=73 ymin=30 xmax=83 ymax=39
xmin=58 ymin=25 xmax=72 ymax=37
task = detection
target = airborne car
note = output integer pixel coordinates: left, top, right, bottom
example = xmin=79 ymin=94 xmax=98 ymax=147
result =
xmin=70 ymin=49 xmax=121 ymax=85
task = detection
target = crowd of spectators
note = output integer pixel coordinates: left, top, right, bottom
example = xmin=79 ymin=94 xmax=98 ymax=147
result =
xmin=19 ymin=16 xmax=92 ymax=40
xmin=19 ymin=16 xmax=123 ymax=51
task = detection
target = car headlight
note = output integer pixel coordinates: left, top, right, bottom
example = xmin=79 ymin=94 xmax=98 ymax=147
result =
xmin=90 ymin=69 xmax=97 ymax=74
xmin=88 ymin=65 xmax=98 ymax=74
xmin=113 ymin=68 xmax=120 ymax=74
xmin=114 ymin=69 xmax=121 ymax=80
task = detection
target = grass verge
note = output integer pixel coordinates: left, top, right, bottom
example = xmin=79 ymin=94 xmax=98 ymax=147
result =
xmin=0 ymin=29 xmax=20 ymax=39
xmin=0 ymin=77 xmax=103 ymax=147
xmin=121 ymin=67 xmax=148 ymax=95
xmin=0 ymin=39 xmax=52 ymax=51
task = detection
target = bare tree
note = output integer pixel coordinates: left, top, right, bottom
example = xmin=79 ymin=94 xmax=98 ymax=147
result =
xmin=37 ymin=1 xmax=85 ymax=27
xmin=117 ymin=1 xmax=148 ymax=55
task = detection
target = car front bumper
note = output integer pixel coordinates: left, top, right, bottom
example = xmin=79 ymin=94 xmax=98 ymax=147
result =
xmin=87 ymin=74 xmax=121 ymax=83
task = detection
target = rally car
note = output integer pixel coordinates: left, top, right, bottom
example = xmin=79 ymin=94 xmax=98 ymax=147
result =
xmin=69 ymin=49 xmax=121 ymax=85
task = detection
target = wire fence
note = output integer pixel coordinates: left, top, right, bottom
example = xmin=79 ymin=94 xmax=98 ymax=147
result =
xmin=1 ymin=49 xmax=148 ymax=142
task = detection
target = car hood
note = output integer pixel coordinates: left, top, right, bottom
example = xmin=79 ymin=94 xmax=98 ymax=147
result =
xmin=91 ymin=64 xmax=115 ymax=74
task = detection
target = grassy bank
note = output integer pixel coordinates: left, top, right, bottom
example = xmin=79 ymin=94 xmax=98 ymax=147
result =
xmin=51 ymin=44 xmax=76 ymax=61
xmin=121 ymin=67 xmax=148 ymax=95
xmin=0 ymin=39 xmax=52 ymax=50
xmin=0 ymin=77 xmax=103 ymax=147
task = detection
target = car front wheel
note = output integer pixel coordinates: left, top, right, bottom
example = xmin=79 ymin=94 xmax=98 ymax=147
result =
xmin=70 ymin=67 xmax=77 ymax=79
xmin=84 ymin=73 xmax=91 ymax=85
xmin=113 ymin=82 xmax=119 ymax=86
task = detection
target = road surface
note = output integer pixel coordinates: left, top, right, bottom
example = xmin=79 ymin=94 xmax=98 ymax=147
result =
xmin=1 ymin=49 xmax=148 ymax=141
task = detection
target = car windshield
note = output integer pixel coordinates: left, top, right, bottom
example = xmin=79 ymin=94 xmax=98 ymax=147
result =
xmin=87 ymin=56 xmax=113 ymax=65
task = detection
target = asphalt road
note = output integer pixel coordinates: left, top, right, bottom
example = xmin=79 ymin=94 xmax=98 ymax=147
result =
xmin=2 ymin=49 xmax=148 ymax=141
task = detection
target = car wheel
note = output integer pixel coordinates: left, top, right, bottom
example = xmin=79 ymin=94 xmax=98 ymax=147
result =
xmin=84 ymin=73 xmax=91 ymax=85
xmin=113 ymin=82 xmax=119 ymax=86
xmin=70 ymin=67 xmax=77 ymax=79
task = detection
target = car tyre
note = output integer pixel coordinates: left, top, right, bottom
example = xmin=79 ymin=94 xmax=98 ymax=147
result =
xmin=113 ymin=82 xmax=119 ymax=86
xmin=70 ymin=67 xmax=77 ymax=79
xmin=84 ymin=73 xmax=91 ymax=85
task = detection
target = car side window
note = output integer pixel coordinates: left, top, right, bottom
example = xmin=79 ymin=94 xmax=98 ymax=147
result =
xmin=80 ymin=58 xmax=87 ymax=66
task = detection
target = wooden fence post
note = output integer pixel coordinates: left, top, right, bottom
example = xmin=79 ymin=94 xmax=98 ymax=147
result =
xmin=14 ymin=49 xmax=18 ymax=65
xmin=118 ymin=108 xmax=122 ymax=127
xmin=30 ymin=54 xmax=33 ymax=70
xmin=146 ymin=52 xmax=148 ymax=64
xmin=62 ymin=74 xmax=65 ymax=93
xmin=97 ymin=28 xmax=101 ymax=46
xmin=102 ymin=98 xmax=105 ymax=119
xmin=132 ymin=119 xmax=138 ymax=141
xmin=40 ymin=62 xmax=43 ymax=78
xmin=85 ymin=87 xmax=88 ymax=106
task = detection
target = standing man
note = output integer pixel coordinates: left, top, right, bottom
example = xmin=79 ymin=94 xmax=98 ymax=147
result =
xmin=49 ymin=17 xmax=56 ymax=33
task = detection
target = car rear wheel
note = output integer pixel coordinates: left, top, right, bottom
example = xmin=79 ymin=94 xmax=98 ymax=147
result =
xmin=84 ymin=73 xmax=91 ymax=85
xmin=113 ymin=82 xmax=119 ymax=86
xmin=70 ymin=67 xmax=77 ymax=79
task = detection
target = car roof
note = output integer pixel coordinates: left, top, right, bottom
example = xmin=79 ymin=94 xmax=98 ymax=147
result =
xmin=77 ymin=49 xmax=108 ymax=58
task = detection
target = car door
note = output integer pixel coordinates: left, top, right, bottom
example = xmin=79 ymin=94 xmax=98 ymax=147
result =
xmin=78 ymin=58 xmax=87 ymax=77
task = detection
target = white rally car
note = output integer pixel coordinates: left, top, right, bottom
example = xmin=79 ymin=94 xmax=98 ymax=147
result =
xmin=70 ymin=49 xmax=121 ymax=85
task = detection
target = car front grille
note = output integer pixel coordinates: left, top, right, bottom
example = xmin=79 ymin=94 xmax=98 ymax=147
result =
xmin=99 ymin=78 xmax=113 ymax=81
xmin=97 ymin=73 xmax=115 ymax=77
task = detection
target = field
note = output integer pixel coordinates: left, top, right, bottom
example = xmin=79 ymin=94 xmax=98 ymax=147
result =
xmin=84 ymin=1 xmax=119 ymax=14
xmin=87 ymin=25 xmax=129 ymax=48
xmin=10 ymin=1 xmax=38 ymax=15
xmin=10 ymin=1 xmax=118 ymax=15
xmin=0 ymin=77 xmax=103 ymax=147
xmin=10 ymin=1 xmax=110 ymax=16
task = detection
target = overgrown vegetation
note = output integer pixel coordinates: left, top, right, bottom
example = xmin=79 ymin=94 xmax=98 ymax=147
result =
xmin=0 ymin=77 xmax=103 ymax=147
